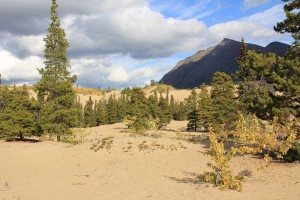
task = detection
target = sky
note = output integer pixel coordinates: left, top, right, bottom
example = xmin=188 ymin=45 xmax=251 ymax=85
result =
xmin=0 ymin=0 xmax=292 ymax=89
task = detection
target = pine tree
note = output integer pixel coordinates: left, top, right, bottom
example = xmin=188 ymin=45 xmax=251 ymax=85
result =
xmin=107 ymin=94 xmax=118 ymax=124
xmin=148 ymin=92 xmax=159 ymax=119
xmin=95 ymin=99 xmax=108 ymax=125
xmin=173 ymin=101 xmax=188 ymax=121
xmin=84 ymin=96 xmax=96 ymax=127
xmin=185 ymin=89 xmax=198 ymax=114
xmin=170 ymin=95 xmax=175 ymax=119
xmin=157 ymin=93 xmax=172 ymax=129
xmin=211 ymin=72 xmax=238 ymax=130
xmin=274 ymin=0 xmax=300 ymax=52
xmin=186 ymin=109 xmax=201 ymax=132
xmin=34 ymin=0 xmax=77 ymax=141
xmin=0 ymin=87 xmax=36 ymax=140
xmin=117 ymin=96 xmax=126 ymax=122
xmin=235 ymin=39 xmax=274 ymax=118
xmin=198 ymin=83 xmax=213 ymax=131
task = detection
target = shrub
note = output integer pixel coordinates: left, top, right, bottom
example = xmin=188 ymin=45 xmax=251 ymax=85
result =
xmin=284 ymin=142 xmax=300 ymax=162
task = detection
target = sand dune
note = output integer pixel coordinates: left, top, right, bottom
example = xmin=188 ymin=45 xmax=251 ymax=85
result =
xmin=1 ymin=121 xmax=299 ymax=200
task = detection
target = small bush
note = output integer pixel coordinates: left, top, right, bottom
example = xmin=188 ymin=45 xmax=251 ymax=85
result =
xmin=284 ymin=142 xmax=300 ymax=162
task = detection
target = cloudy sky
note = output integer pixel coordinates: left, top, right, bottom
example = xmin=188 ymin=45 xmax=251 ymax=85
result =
xmin=0 ymin=0 xmax=292 ymax=89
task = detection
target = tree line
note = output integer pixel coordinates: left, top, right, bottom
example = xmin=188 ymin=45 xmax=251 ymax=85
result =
xmin=0 ymin=0 xmax=299 ymax=141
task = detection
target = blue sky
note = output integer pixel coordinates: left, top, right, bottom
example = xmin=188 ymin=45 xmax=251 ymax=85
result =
xmin=0 ymin=0 xmax=291 ymax=89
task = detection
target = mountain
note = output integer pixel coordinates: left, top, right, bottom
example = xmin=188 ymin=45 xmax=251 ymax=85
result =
xmin=160 ymin=38 xmax=289 ymax=89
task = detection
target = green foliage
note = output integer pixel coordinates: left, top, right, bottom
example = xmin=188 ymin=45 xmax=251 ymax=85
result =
xmin=84 ymin=96 xmax=96 ymax=127
xmin=95 ymin=99 xmax=108 ymax=125
xmin=186 ymin=109 xmax=201 ymax=132
xmin=0 ymin=86 xmax=37 ymax=140
xmin=284 ymin=142 xmax=300 ymax=162
xmin=211 ymin=72 xmax=238 ymax=130
xmin=185 ymin=89 xmax=198 ymax=114
xmin=106 ymin=95 xmax=119 ymax=124
xmin=157 ymin=93 xmax=172 ymax=129
xmin=173 ymin=101 xmax=188 ymax=120
xmin=274 ymin=0 xmax=300 ymax=49
xmin=34 ymin=0 xmax=77 ymax=140
xmin=198 ymin=84 xmax=213 ymax=131
xmin=236 ymin=38 xmax=299 ymax=123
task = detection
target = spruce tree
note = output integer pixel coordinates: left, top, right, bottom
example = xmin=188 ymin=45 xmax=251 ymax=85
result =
xmin=157 ymin=93 xmax=172 ymax=129
xmin=148 ymin=92 xmax=159 ymax=119
xmin=107 ymin=94 xmax=118 ymax=124
xmin=274 ymin=0 xmax=300 ymax=52
xmin=95 ymin=99 xmax=108 ymax=125
xmin=186 ymin=109 xmax=201 ymax=132
xmin=235 ymin=40 xmax=274 ymax=118
xmin=0 ymin=87 xmax=36 ymax=140
xmin=84 ymin=96 xmax=96 ymax=127
xmin=198 ymin=84 xmax=213 ymax=131
xmin=211 ymin=72 xmax=238 ymax=130
xmin=34 ymin=0 xmax=77 ymax=141
xmin=185 ymin=89 xmax=198 ymax=114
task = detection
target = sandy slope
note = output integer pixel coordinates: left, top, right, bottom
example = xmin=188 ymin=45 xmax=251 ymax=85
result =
xmin=0 ymin=121 xmax=299 ymax=200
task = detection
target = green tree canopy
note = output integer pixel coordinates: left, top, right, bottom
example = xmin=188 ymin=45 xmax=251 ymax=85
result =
xmin=34 ymin=0 xmax=77 ymax=141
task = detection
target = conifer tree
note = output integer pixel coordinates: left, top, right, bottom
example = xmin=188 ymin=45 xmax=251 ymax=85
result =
xmin=0 ymin=87 xmax=36 ymax=140
xmin=148 ymin=92 xmax=159 ymax=118
xmin=34 ymin=0 xmax=77 ymax=141
xmin=211 ymin=72 xmax=238 ymax=130
xmin=107 ymin=94 xmax=118 ymax=124
xmin=274 ymin=0 xmax=300 ymax=53
xmin=173 ymin=101 xmax=188 ymax=121
xmin=157 ymin=93 xmax=172 ymax=129
xmin=186 ymin=109 xmax=201 ymax=132
xmin=95 ymin=99 xmax=108 ymax=125
xmin=198 ymin=84 xmax=213 ymax=131
xmin=84 ymin=96 xmax=96 ymax=127
xmin=235 ymin=39 xmax=274 ymax=118
xmin=185 ymin=89 xmax=198 ymax=114
xmin=170 ymin=95 xmax=175 ymax=119
xmin=117 ymin=96 xmax=126 ymax=122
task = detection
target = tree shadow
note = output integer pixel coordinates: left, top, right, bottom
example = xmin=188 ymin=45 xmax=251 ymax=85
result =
xmin=5 ymin=138 xmax=40 ymax=143
xmin=165 ymin=171 xmax=203 ymax=185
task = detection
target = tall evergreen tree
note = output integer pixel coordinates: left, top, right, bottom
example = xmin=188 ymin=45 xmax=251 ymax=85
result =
xmin=157 ymin=93 xmax=172 ymax=129
xmin=235 ymin=39 xmax=275 ymax=118
xmin=274 ymin=0 xmax=300 ymax=52
xmin=186 ymin=109 xmax=201 ymax=132
xmin=34 ymin=0 xmax=77 ymax=141
xmin=107 ymin=94 xmax=118 ymax=124
xmin=185 ymin=89 xmax=198 ymax=115
xmin=0 ymin=87 xmax=36 ymax=140
xmin=84 ymin=96 xmax=96 ymax=127
xmin=198 ymin=84 xmax=213 ymax=131
xmin=95 ymin=99 xmax=108 ymax=125
xmin=211 ymin=72 xmax=238 ymax=130
xmin=148 ymin=92 xmax=159 ymax=119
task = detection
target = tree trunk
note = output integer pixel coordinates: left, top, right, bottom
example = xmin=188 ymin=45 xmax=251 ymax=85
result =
xmin=57 ymin=135 xmax=61 ymax=142
xmin=19 ymin=133 xmax=24 ymax=140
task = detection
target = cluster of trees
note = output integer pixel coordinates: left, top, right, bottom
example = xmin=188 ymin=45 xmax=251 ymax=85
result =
xmin=185 ymin=0 xmax=299 ymax=133
xmin=0 ymin=0 xmax=299 ymax=142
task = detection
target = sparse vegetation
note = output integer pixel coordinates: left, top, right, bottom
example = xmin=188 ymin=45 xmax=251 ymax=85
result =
xmin=200 ymin=114 xmax=296 ymax=191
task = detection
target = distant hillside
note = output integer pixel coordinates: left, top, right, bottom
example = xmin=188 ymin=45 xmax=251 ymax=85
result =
xmin=160 ymin=38 xmax=289 ymax=89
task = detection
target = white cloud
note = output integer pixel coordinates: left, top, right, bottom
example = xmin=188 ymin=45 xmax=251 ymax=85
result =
xmin=242 ymin=4 xmax=284 ymax=27
xmin=244 ymin=0 xmax=270 ymax=8
xmin=0 ymin=50 xmax=41 ymax=83
xmin=3 ymin=35 xmax=45 ymax=58
xmin=0 ymin=1 xmax=290 ymax=88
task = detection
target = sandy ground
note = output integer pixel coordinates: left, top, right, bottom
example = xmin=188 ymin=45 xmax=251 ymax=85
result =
xmin=1 ymin=121 xmax=299 ymax=200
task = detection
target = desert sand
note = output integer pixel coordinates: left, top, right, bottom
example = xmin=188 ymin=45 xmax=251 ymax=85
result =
xmin=1 ymin=121 xmax=299 ymax=200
